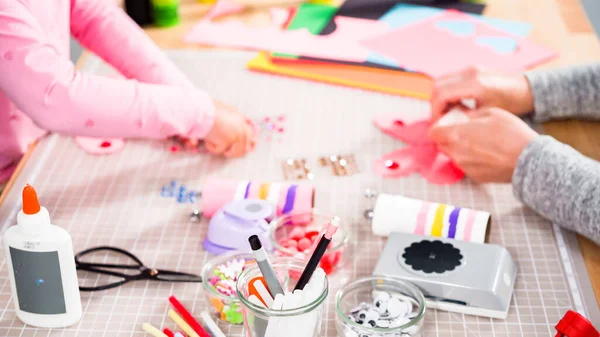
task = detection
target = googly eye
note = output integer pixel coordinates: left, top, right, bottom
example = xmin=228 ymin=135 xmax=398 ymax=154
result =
xmin=357 ymin=310 xmax=367 ymax=320
xmin=390 ymin=316 xmax=410 ymax=328
xmin=372 ymin=290 xmax=391 ymax=303
xmin=376 ymin=319 xmax=391 ymax=328
xmin=386 ymin=297 xmax=407 ymax=319
xmin=365 ymin=309 xmax=379 ymax=321
xmin=374 ymin=300 xmax=387 ymax=315
xmin=367 ymin=320 xmax=377 ymax=327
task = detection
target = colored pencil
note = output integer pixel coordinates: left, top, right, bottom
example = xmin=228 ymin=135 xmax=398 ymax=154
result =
xmin=142 ymin=323 xmax=168 ymax=337
xmin=168 ymin=296 xmax=211 ymax=337
xmin=200 ymin=311 xmax=227 ymax=337
xmin=168 ymin=309 xmax=200 ymax=337
xmin=294 ymin=216 xmax=339 ymax=291
xmin=162 ymin=328 xmax=175 ymax=337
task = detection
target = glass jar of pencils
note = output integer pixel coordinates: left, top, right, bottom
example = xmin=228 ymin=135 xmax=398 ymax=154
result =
xmin=202 ymin=251 xmax=258 ymax=325
xmin=236 ymin=257 xmax=329 ymax=337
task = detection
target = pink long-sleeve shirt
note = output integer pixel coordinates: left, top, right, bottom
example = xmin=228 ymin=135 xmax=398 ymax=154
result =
xmin=0 ymin=0 xmax=216 ymax=182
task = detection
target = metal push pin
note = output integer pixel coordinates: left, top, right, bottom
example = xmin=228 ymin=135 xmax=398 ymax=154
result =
xmin=190 ymin=208 xmax=201 ymax=222
xmin=363 ymin=189 xmax=377 ymax=220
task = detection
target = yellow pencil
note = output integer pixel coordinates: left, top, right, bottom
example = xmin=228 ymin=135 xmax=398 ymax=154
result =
xmin=142 ymin=323 xmax=169 ymax=337
xmin=168 ymin=309 xmax=200 ymax=337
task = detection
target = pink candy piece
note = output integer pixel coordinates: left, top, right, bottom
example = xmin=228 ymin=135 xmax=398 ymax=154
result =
xmin=282 ymin=239 xmax=298 ymax=248
xmin=277 ymin=127 xmax=284 ymax=133
xmin=297 ymin=238 xmax=312 ymax=251
xmin=288 ymin=227 xmax=306 ymax=240
xmin=170 ymin=145 xmax=180 ymax=153
xmin=277 ymin=115 xmax=286 ymax=122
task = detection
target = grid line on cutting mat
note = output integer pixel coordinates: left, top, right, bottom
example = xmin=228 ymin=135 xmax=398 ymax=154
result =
xmin=0 ymin=50 xmax=595 ymax=337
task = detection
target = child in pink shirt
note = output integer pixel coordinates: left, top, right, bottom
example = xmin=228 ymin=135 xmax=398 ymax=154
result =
xmin=0 ymin=0 xmax=255 ymax=183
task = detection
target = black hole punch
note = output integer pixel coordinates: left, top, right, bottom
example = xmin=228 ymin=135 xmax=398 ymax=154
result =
xmin=402 ymin=240 xmax=463 ymax=274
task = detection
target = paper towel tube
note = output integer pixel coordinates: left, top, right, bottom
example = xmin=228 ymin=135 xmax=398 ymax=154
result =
xmin=201 ymin=178 xmax=315 ymax=219
xmin=371 ymin=193 xmax=491 ymax=243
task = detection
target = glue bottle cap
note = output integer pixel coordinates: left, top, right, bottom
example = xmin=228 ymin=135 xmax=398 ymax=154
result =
xmin=22 ymin=184 xmax=41 ymax=215
xmin=17 ymin=184 xmax=51 ymax=233
xmin=555 ymin=310 xmax=599 ymax=337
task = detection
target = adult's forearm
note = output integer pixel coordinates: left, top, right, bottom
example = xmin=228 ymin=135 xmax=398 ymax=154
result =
xmin=512 ymin=136 xmax=600 ymax=245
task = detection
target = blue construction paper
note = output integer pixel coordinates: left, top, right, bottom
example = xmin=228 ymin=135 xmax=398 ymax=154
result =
xmin=475 ymin=36 xmax=519 ymax=54
xmin=380 ymin=3 xmax=532 ymax=37
xmin=436 ymin=20 xmax=476 ymax=36
xmin=366 ymin=52 xmax=401 ymax=68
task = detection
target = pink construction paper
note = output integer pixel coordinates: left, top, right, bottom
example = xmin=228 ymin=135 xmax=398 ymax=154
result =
xmin=360 ymin=10 xmax=558 ymax=78
xmin=75 ymin=137 xmax=125 ymax=155
xmin=373 ymin=113 xmax=431 ymax=146
xmin=205 ymin=0 xmax=245 ymax=20
xmin=185 ymin=16 xmax=390 ymax=63
xmin=373 ymin=114 xmax=464 ymax=184
xmin=269 ymin=8 xmax=290 ymax=27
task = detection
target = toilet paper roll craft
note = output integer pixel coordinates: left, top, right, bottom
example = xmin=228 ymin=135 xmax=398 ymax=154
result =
xmin=372 ymin=110 xmax=466 ymax=185
xmin=373 ymin=232 xmax=517 ymax=319
xmin=201 ymin=178 xmax=314 ymax=218
xmin=75 ymin=137 xmax=126 ymax=155
xmin=363 ymin=190 xmax=491 ymax=244
xmin=203 ymin=199 xmax=274 ymax=255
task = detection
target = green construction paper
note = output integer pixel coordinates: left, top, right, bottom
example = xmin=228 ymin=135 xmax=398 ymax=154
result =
xmin=272 ymin=3 xmax=337 ymax=59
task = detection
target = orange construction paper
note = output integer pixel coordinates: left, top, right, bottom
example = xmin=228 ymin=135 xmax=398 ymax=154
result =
xmin=247 ymin=53 xmax=433 ymax=99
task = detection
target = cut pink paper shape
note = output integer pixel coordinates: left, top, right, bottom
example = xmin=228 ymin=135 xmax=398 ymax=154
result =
xmin=185 ymin=16 xmax=390 ymax=63
xmin=361 ymin=10 xmax=558 ymax=78
xmin=205 ymin=0 xmax=245 ymax=20
xmin=373 ymin=113 xmax=431 ymax=146
xmin=269 ymin=8 xmax=290 ymax=27
xmin=75 ymin=137 xmax=125 ymax=155
xmin=373 ymin=114 xmax=464 ymax=185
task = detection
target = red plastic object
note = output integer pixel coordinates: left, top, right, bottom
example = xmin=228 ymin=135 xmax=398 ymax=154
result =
xmin=555 ymin=310 xmax=599 ymax=337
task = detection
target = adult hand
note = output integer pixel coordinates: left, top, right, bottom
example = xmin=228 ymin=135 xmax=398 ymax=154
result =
xmin=428 ymin=107 xmax=539 ymax=183
xmin=430 ymin=67 xmax=535 ymax=122
xmin=204 ymin=100 xmax=256 ymax=157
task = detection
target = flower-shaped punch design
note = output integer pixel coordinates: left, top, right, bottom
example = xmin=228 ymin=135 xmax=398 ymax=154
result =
xmin=402 ymin=240 xmax=463 ymax=274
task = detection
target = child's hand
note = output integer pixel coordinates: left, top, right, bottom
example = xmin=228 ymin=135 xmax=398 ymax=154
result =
xmin=204 ymin=101 xmax=256 ymax=158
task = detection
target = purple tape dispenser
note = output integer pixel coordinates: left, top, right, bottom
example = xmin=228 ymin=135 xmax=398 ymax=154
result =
xmin=203 ymin=199 xmax=274 ymax=255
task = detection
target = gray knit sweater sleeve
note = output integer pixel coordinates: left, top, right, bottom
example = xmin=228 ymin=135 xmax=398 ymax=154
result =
xmin=525 ymin=63 xmax=600 ymax=122
xmin=512 ymin=63 xmax=600 ymax=244
xmin=512 ymin=136 xmax=600 ymax=244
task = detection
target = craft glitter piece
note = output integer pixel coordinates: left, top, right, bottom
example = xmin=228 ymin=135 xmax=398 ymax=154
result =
xmin=258 ymin=114 xmax=288 ymax=143
xmin=161 ymin=180 xmax=200 ymax=204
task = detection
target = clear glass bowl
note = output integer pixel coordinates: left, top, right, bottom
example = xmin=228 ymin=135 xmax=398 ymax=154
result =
xmin=268 ymin=210 xmax=349 ymax=275
xmin=202 ymin=251 xmax=257 ymax=325
xmin=335 ymin=276 xmax=426 ymax=336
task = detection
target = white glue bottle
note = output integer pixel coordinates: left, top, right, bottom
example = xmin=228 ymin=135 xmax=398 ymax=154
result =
xmin=3 ymin=184 xmax=82 ymax=327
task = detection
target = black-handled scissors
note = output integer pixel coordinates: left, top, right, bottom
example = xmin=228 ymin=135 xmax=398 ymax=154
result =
xmin=75 ymin=246 xmax=202 ymax=291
